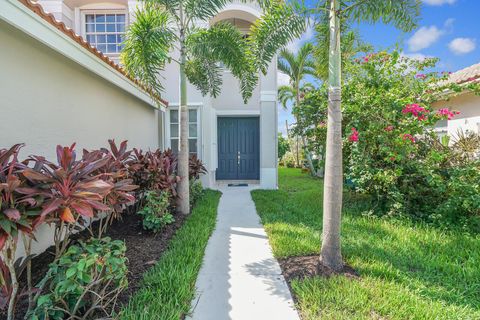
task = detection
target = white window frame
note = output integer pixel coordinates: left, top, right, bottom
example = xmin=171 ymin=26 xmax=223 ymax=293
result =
xmin=166 ymin=107 xmax=202 ymax=159
xmin=80 ymin=9 xmax=128 ymax=59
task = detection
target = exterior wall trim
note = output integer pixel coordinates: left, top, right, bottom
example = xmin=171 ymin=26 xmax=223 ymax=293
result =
xmin=216 ymin=110 xmax=261 ymax=116
xmin=260 ymin=90 xmax=277 ymax=102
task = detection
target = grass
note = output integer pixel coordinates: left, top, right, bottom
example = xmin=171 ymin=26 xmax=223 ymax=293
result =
xmin=251 ymin=168 xmax=480 ymax=320
xmin=120 ymin=190 xmax=221 ymax=320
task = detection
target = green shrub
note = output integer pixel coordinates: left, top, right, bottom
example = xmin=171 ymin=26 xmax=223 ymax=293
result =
xmin=297 ymin=51 xmax=480 ymax=225
xmin=190 ymin=179 xmax=204 ymax=206
xmin=138 ymin=191 xmax=174 ymax=232
xmin=30 ymin=238 xmax=128 ymax=320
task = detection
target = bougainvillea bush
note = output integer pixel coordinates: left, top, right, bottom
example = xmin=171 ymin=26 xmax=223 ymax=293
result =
xmin=295 ymin=51 xmax=480 ymax=227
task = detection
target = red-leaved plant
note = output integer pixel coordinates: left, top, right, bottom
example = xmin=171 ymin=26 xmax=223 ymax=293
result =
xmin=22 ymin=144 xmax=113 ymax=258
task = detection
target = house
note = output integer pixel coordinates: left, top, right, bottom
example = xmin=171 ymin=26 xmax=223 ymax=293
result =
xmin=1 ymin=0 xmax=168 ymax=256
xmin=433 ymin=62 xmax=480 ymax=140
xmin=35 ymin=0 xmax=279 ymax=189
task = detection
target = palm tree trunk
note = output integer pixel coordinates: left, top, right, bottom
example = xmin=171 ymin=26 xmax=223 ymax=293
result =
xmin=320 ymin=0 xmax=343 ymax=271
xmin=295 ymin=86 xmax=315 ymax=175
xmin=176 ymin=8 xmax=190 ymax=215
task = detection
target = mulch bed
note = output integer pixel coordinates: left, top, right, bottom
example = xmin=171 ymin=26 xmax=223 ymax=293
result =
xmin=279 ymin=255 xmax=359 ymax=285
xmin=7 ymin=211 xmax=187 ymax=320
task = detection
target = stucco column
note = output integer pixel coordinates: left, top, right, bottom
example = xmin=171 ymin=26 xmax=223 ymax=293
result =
xmin=259 ymin=59 xmax=278 ymax=189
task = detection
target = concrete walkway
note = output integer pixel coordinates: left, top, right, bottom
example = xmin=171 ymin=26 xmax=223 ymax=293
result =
xmin=187 ymin=186 xmax=299 ymax=320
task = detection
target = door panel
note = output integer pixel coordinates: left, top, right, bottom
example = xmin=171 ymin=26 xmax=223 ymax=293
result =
xmin=217 ymin=117 xmax=260 ymax=180
xmin=217 ymin=118 xmax=238 ymax=180
xmin=237 ymin=118 xmax=260 ymax=180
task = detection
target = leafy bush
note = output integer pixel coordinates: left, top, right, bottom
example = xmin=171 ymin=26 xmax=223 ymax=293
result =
xmin=0 ymin=141 xmax=208 ymax=318
xmin=296 ymin=51 xmax=480 ymax=225
xmin=138 ymin=191 xmax=174 ymax=232
xmin=189 ymin=155 xmax=207 ymax=180
xmin=189 ymin=179 xmax=204 ymax=206
xmin=30 ymin=237 xmax=127 ymax=320
xmin=278 ymin=133 xmax=290 ymax=161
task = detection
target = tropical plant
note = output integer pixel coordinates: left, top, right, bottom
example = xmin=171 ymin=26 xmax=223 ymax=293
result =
xmin=130 ymin=149 xmax=179 ymax=202
xmin=278 ymin=43 xmax=316 ymax=171
xmin=83 ymin=140 xmax=138 ymax=238
xmin=22 ymin=144 xmax=113 ymax=259
xmin=313 ymin=16 xmax=370 ymax=81
xmin=278 ymin=133 xmax=290 ymax=162
xmin=306 ymin=0 xmax=421 ymax=271
xmin=137 ymin=191 xmax=174 ymax=233
xmin=0 ymin=144 xmax=41 ymax=320
xmin=122 ymin=0 xmax=305 ymax=214
xmin=189 ymin=179 xmax=204 ymax=207
xmin=189 ymin=154 xmax=207 ymax=180
xmin=30 ymin=238 xmax=127 ymax=320
xmin=298 ymin=51 xmax=480 ymax=228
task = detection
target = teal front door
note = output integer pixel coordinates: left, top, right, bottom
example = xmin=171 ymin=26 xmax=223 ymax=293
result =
xmin=217 ymin=117 xmax=260 ymax=180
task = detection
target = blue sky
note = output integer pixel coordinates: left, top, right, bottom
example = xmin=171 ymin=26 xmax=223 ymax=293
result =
xmin=278 ymin=0 xmax=480 ymax=135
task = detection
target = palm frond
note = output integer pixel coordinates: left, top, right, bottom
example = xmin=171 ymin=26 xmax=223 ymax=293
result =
xmin=184 ymin=0 xmax=229 ymax=20
xmin=278 ymin=85 xmax=295 ymax=109
xmin=121 ymin=5 xmax=174 ymax=95
xmin=145 ymin=0 xmax=180 ymax=20
xmin=344 ymin=0 xmax=421 ymax=32
xmin=249 ymin=1 xmax=305 ymax=74
xmin=277 ymin=59 xmax=293 ymax=79
xmin=185 ymin=58 xmax=223 ymax=97
xmin=186 ymin=22 xmax=256 ymax=99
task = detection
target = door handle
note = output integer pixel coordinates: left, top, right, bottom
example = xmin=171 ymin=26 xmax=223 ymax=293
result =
xmin=237 ymin=151 xmax=240 ymax=166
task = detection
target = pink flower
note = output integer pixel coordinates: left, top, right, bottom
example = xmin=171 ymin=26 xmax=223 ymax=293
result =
xmin=437 ymin=108 xmax=459 ymax=120
xmin=416 ymin=74 xmax=427 ymax=79
xmin=402 ymin=104 xmax=429 ymax=120
xmin=349 ymin=128 xmax=359 ymax=142
xmin=384 ymin=125 xmax=394 ymax=132
xmin=402 ymin=134 xmax=415 ymax=143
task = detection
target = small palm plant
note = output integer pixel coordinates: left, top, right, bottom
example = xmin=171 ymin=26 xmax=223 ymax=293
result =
xmin=278 ymin=43 xmax=316 ymax=171
xmin=122 ymin=0 xmax=305 ymax=214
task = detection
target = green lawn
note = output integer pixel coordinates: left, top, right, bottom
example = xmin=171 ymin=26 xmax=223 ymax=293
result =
xmin=251 ymin=168 xmax=480 ymax=320
xmin=120 ymin=190 xmax=221 ymax=320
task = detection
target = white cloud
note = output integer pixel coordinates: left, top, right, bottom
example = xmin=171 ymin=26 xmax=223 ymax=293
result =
xmin=277 ymin=71 xmax=291 ymax=87
xmin=448 ymin=38 xmax=476 ymax=55
xmin=423 ymin=0 xmax=456 ymax=5
xmin=408 ymin=26 xmax=443 ymax=51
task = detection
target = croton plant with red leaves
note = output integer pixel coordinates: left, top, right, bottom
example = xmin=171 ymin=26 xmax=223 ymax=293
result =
xmin=22 ymin=144 xmax=113 ymax=228
xmin=0 ymin=140 xmax=207 ymax=317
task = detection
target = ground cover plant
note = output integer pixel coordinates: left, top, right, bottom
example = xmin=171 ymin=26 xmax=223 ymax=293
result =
xmin=0 ymin=141 xmax=210 ymax=320
xmin=251 ymin=168 xmax=480 ymax=320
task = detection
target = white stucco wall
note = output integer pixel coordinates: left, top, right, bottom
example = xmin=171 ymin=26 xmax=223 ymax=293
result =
xmin=433 ymin=91 xmax=480 ymax=138
xmin=32 ymin=0 xmax=279 ymax=189
xmin=0 ymin=18 xmax=163 ymax=257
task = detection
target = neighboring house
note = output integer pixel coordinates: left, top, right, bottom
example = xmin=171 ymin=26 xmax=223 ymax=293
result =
xmin=33 ymin=0 xmax=279 ymax=189
xmin=433 ymin=62 xmax=480 ymax=140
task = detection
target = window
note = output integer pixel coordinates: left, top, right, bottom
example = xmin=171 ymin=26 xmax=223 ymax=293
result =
xmin=170 ymin=109 xmax=199 ymax=156
xmin=84 ymin=13 xmax=126 ymax=55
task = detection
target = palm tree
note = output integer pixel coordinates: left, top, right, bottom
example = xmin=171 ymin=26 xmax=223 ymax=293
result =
xmin=316 ymin=0 xmax=420 ymax=271
xmin=122 ymin=0 xmax=304 ymax=214
xmin=314 ymin=18 xmax=371 ymax=81
xmin=278 ymin=43 xmax=316 ymax=170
